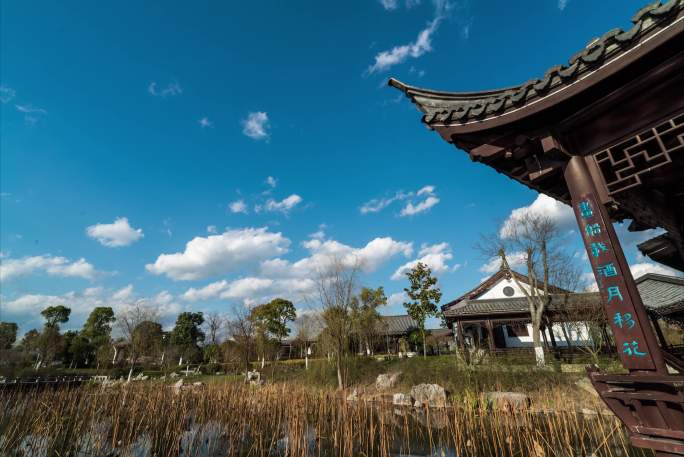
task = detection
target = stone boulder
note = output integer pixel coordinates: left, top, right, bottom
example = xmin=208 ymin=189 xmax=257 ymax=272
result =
xmin=485 ymin=392 xmax=531 ymax=411
xmin=392 ymin=393 xmax=412 ymax=407
xmin=410 ymin=384 xmax=447 ymax=408
xmin=375 ymin=372 xmax=401 ymax=390
xmin=245 ymin=370 xmax=263 ymax=386
xmin=346 ymin=389 xmax=358 ymax=402
xmin=172 ymin=379 xmax=184 ymax=394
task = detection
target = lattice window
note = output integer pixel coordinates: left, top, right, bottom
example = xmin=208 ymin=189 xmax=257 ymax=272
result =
xmin=593 ymin=113 xmax=684 ymax=195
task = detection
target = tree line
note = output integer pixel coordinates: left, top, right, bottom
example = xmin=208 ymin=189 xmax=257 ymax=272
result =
xmin=1 ymin=260 xmax=443 ymax=388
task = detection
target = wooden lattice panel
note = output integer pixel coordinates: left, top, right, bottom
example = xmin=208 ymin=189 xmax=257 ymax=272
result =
xmin=593 ymin=114 xmax=684 ymax=195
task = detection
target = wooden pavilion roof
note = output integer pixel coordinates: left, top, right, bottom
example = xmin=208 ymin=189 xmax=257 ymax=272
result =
xmin=390 ymin=0 xmax=684 ymax=271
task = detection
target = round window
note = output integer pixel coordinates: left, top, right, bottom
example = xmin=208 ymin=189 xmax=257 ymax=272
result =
xmin=503 ymin=286 xmax=515 ymax=297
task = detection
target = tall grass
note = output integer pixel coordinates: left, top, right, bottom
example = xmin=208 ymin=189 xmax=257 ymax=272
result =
xmin=0 ymin=382 xmax=650 ymax=457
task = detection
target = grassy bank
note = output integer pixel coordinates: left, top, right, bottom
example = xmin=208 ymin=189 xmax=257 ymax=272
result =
xmin=243 ymin=355 xmax=616 ymax=410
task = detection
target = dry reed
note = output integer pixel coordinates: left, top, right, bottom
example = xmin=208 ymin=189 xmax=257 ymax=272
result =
xmin=0 ymin=382 xmax=652 ymax=457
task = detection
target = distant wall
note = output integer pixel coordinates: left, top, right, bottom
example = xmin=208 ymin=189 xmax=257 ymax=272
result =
xmin=503 ymin=322 xmax=592 ymax=348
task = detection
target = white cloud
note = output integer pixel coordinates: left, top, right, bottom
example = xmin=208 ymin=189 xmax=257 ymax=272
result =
xmin=400 ymin=196 xmax=439 ymax=217
xmin=198 ymin=117 xmax=213 ymax=128
xmin=229 ymin=199 xmax=248 ymax=214
xmin=391 ymin=242 xmax=456 ymax=280
xmin=265 ymin=176 xmax=277 ymax=188
xmin=112 ymin=284 xmax=134 ymax=301
xmin=479 ymin=251 xmax=527 ymax=274
xmin=146 ymin=227 xmax=290 ymax=280
xmin=388 ymin=291 xmax=408 ymax=306
xmin=15 ymin=104 xmax=47 ymax=125
xmin=86 ymin=217 xmax=143 ymax=247
xmin=379 ymin=0 xmax=398 ymax=10
xmin=361 ymin=185 xmax=438 ymax=216
xmin=360 ymin=194 xmax=403 ymax=214
xmin=308 ymin=224 xmax=327 ymax=241
xmin=0 ymin=255 xmax=97 ymax=281
xmin=0 ymin=86 xmax=16 ymax=104
xmin=261 ymin=236 xmax=412 ymax=279
xmin=242 ymin=111 xmax=270 ymax=141
xmin=367 ymin=17 xmax=441 ymax=74
xmin=207 ymin=225 xmax=218 ymax=234
xmin=500 ymin=194 xmax=575 ymax=238
xmin=148 ymin=81 xmax=182 ymax=97
xmin=258 ymin=194 xmax=302 ymax=214
xmin=15 ymin=104 xmax=47 ymax=115
xmin=630 ymin=262 xmax=682 ymax=279
xmin=181 ymin=236 xmax=411 ymax=305
xmin=1 ymin=287 xmax=182 ymax=330
xmin=558 ymin=0 xmax=568 ymax=11
xmin=183 ymin=276 xmax=317 ymax=305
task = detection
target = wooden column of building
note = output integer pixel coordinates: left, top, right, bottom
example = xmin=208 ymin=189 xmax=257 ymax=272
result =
xmin=485 ymin=320 xmax=495 ymax=352
xmin=564 ymin=155 xmax=667 ymax=374
xmin=456 ymin=321 xmax=465 ymax=350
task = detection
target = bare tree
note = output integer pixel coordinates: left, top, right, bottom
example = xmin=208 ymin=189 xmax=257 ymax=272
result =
xmin=315 ymin=257 xmax=359 ymax=390
xmin=294 ymin=313 xmax=318 ymax=369
xmin=477 ymin=213 xmax=579 ymax=366
xmin=115 ymin=302 xmax=159 ymax=382
xmin=205 ymin=312 xmax=225 ymax=345
xmin=226 ymin=305 xmax=256 ymax=371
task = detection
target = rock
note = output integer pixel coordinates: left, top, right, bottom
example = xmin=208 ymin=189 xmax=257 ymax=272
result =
xmin=192 ymin=381 xmax=205 ymax=387
xmin=346 ymin=389 xmax=358 ymax=402
xmin=376 ymin=372 xmax=401 ymax=390
xmin=172 ymin=379 xmax=184 ymax=394
xmin=169 ymin=372 xmax=179 ymax=378
xmin=410 ymin=384 xmax=447 ymax=408
xmin=486 ymin=392 xmax=531 ymax=411
xmin=245 ymin=370 xmax=262 ymax=385
xmin=392 ymin=393 xmax=412 ymax=407
xmin=575 ymin=378 xmax=599 ymax=398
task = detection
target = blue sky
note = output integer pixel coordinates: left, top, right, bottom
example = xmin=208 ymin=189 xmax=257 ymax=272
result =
xmin=1 ymin=0 xmax=676 ymax=334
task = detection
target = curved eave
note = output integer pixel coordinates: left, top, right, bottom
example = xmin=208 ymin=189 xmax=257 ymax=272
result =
xmin=389 ymin=0 xmax=684 ymax=135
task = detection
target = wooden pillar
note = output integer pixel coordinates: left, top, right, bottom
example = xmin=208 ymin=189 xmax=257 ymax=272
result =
xmin=564 ymin=155 xmax=666 ymax=374
xmin=457 ymin=320 xmax=465 ymax=350
xmin=485 ymin=320 xmax=495 ymax=352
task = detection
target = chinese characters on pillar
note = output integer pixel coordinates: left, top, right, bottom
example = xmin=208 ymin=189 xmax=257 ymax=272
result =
xmin=574 ymin=194 xmax=655 ymax=370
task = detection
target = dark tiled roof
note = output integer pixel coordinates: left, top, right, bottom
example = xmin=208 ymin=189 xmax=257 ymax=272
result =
xmin=389 ymin=0 xmax=684 ymax=126
xmin=443 ymin=293 xmax=601 ymax=318
xmin=443 ymin=274 xmax=684 ymax=318
xmin=377 ymin=315 xmax=418 ymax=336
xmin=636 ymin=273 xmax=684 ymax=314
xmin=427 ymin=328 xmax=454 ymax=339
xmin=440 ymin=268 xmax=568 ymax=312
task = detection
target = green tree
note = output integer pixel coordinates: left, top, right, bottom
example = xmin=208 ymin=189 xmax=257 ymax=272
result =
xmin=64 ymin=332 xmax=92 ymax=368
xmin=170 ymin=312 xmax=205 ymax=363
xmin=251 ymin=298 xmax=296 ymax=343
xmin=403 ymin=262 xmax=442 ymax=358
xmin=352 ymin=287 xmax=386 ymax=355
xmin=82 ymin=307 xmax=115 ymax=345
xmin=41 ymin=305 xmax=71 ymax=329
xmin=132 ymin=320 xmax=164 ymax=359
xmin=0 ymin=322 xmax=18 ymax=349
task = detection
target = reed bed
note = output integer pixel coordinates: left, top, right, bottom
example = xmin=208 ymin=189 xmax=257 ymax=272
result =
xmin=0 ymin=382 xmax=651 ymax=457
